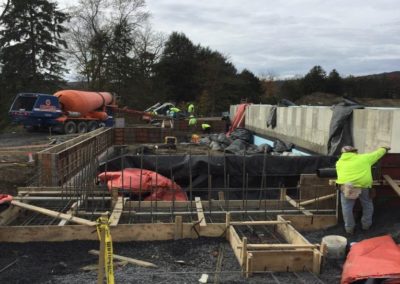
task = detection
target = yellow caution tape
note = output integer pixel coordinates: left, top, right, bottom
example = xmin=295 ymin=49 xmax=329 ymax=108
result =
xmin=97 ymin=216 xmax=115 ymax=284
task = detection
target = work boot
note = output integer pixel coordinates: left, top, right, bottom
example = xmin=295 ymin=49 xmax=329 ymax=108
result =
xmin=362 ymin=224 xmax=371 ymax=231
xmin=345 ymin=227 xmax=355 ymax=235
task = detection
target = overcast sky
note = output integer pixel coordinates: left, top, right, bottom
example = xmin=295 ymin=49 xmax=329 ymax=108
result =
xmin=55 ymin=0 xmax=400 ymax=78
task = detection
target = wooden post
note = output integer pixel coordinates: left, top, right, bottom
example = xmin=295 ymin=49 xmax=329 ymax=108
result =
xmin=280 ymin=188 xmax=287 ymax=201
xmin=241 ymin=237 xmax=248 ymax=275
xmin=174 ymin=215 xmax=183 ymax=240
xmin=194 ymin=197 xmax=207 ymax=226
xmin=225 ymin=212 xmax=231 ymax=241
xmin=111 ymin=189 xmax=119 ymax=208
xmin=218 ymin=191 xmax=225 ymax=200
xmin=97 ymin=218 xmax=106 ymax=284
xmin=246 ymin=252 xmax=253 ymax=278
xmin=312 ymin=249 xmax=321 ymax=275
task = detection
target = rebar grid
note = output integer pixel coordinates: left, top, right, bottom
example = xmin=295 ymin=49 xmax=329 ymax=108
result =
xmin=19 ymin=137 xmax=336 ymax=226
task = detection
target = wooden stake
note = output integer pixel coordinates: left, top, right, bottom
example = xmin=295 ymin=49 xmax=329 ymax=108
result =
xmin=97 ymin=222 xmax=106 ymax=284
xmin=174 ymin=215 xmax=183 ymax=240
xmin=241 ymin=237 xmax=247 ymax=271
xmin=195 ymin=197 xmax=207 ymax=227
xmin=109 ymin=197 xmax=124 ymax=226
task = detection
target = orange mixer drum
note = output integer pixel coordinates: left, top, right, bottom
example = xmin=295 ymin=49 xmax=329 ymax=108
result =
xmin=54 ymin=90 xmax=113 ymax=116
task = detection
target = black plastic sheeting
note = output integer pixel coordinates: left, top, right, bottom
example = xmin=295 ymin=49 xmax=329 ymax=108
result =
xmin=99 ymin=154 xmax=337 ymax=199
xmin=267 ymin=106 xmax=277 ymax=129
xmin=200 ymin=128 xmax=293 ymax=156
xmin=327 ymin=98 xmax=363 ymax=156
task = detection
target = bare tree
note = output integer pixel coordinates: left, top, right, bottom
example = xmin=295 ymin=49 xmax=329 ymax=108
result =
xmin=0 ymin=0 xmax=11 ymax=23
xmin=132 ymin=24 xmax=165 ymax=77
xmin=67 ymin=0 xmax=149 ymax=88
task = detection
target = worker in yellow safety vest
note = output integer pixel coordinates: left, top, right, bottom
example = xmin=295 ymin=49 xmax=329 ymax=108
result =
xmin=336 ymin=145 xmax=390 ymax=234
xmin=201 ymin=123 xmax=211 ymax=134
xmin=188 ymin=115 xmax=197 ymax=128
xmin=188 ymin=103 xmax=194 ymax=114
xmin=169 ymin=107 xmax=181 ymax=118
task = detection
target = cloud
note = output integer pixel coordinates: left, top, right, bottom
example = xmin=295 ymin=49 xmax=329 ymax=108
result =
xmin=56 ymin=0 xmax=400 ymax=78
xmin=146 ymin=0 xmax=400 ymax=78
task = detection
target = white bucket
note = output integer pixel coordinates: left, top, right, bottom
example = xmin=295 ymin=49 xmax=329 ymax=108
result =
xmin=321 ymin=235 xmax=347 ymax=259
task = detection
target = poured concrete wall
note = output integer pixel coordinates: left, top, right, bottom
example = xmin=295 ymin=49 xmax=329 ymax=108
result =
xmin=230 ymin=104 xmax=400 ymax=154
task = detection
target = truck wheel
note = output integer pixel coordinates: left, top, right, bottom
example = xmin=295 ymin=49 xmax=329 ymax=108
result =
xmin=77 ymin=121 xmax=88 ymax=133
xmin=88 ymin=121 xmax=98 ymax=132
xmin=64 ymin=121 xmax=77 ymax=134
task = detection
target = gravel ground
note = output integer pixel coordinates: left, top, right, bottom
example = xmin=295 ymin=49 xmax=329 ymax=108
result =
xmin=0 ymin=237 xmax=339 ymax=284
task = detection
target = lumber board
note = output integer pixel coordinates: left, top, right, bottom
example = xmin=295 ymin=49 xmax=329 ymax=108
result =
xmin=246 ymin=252 xmax=253 ymax=277
xmin=278 ymin=214 xmax=337 ymax=232
xmin=0 ymin=205 xmax=23 ymax=226
xmin=58 ymin=200 xmax=82 ymax=226
xmin=13 ymin=196 xmax=110 ymax=201
xmin=125 ymin=199 xmax=289 ymax=210
xmin=313 ymin=249 xmax=322 ymax=275
xmin=285 ymin=195 xmax=313 ymax=216
xmin=383 ymin=175 xmax=400 ymax=197
xmin=0 ymin=223 xmax=226 ymax=242
xmin=10 ymin=200 xmax=96 ymax=226
xmin=17 ymin=191 xmax=106 ymax=196
xmin=299 ymin=193 xmax=336 ymax=206
xmin=230 ymin=220 xmax=289 ymax=226
xmin=228 ymin=226 xmax=243 ymax=264
xmin=109 ymin=197 xmax=124 ymax=226
xmin=174 ymin=215 xmax=183 ymax=240
xmin=17 ymin=186 xmax=67 ymax=192
xmin=195 ymin=197 xmax=207 ymax=226
xmin=247 ymin=250 xmax=314 ymax=272
xmin=241 ymin=237 xmax=247 ymax=272
xmin=89 ymin=250 xmax=157 ymax=268
xmin=244 ymin=244 xmax=317 ymax=250
xmin=276 ymin=215 xmax=311 ymax=245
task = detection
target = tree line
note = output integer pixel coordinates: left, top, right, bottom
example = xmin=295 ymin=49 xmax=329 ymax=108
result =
xmin=0 ymin=0 xmax=399 ymax=129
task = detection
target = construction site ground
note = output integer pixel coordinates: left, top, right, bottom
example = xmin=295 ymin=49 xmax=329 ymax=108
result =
xmin=1 ymin=130 xmax=400 ymax=283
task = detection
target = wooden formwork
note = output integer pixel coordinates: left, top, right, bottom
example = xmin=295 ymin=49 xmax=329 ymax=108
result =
xmin=36 ymin=128 xmax=113 ymax=186
xmin=0 ymin=183 xmax=338 ymax=277
xmin=226 ymin=213 xmax=333 ymax=277
xmin=0 ymin=127 xmax=343 ymax=278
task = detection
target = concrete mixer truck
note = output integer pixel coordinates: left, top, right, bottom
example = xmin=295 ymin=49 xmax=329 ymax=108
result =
xmin=9 ymin=90 xmax=116 ymax=134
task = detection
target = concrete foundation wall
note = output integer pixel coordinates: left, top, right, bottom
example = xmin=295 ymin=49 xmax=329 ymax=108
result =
xmin=231 ymin=104 xmax=400 ymax=154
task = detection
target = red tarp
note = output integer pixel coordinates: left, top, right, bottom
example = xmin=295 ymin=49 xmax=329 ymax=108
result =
xmin=0 ymin=194 xmax=12 ymax=204
xmin=98 ymin=168 xmax=188 ymax=201
xmin=341 ymin=235 xmax=400 ymax=284
xmin=227 ymin=103 xmax=250 ymax=136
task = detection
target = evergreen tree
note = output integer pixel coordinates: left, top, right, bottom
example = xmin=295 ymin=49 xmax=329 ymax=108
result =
xmin=237 ymin=69 xmax=263 ymax=103
xmin=302 ymin=65 xmax=327 ymax=94
xmin=0 ymin=0 xmax=68 ymax=93
xmin=326 ymin=69 xmax=343 ymax=95
xmin=154 ymin=32 xmax=200 ymax=103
